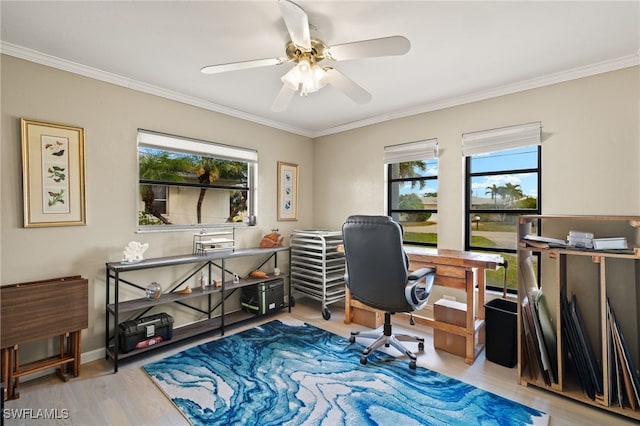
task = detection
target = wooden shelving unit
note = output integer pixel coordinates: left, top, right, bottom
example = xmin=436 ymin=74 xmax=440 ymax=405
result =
xmin=105 ymin=246 xmax=289 ymax=373
xmin=517 ymin=215 xmax=640 ymax=421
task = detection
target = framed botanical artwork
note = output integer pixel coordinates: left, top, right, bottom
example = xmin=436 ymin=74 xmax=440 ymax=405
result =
xmin=277 ymin=161 xmax=298 ymax=221
xmin=21 ymin=119 xmax=86 ymax=227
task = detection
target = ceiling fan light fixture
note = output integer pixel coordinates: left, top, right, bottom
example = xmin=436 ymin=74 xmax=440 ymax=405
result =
xmin=281 ymin=61 xmax=328 ymax=96
xmin=281 ymin=65 xmax=301 ymax=90
xmin=203 ymin=0 xmax=409 ymax=111
xmin=298 ymin=58 xmax=311 ymax=73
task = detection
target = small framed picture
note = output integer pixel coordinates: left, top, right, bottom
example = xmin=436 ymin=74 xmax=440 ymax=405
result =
xmin=21 ymin=118 xmax=86 ymax=227
xmin=277 ymin=161 xmax=298 ymax=221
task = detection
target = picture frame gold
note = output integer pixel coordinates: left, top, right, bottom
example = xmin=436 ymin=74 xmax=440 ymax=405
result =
xmin=277 ymin=161 xmax=298 ymax=221
xmin=21 ymin=118 xmax=86 ymax=227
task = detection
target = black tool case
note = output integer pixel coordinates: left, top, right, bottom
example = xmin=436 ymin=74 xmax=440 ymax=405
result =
xmin=118 ymin=313 xmax=174 ymax=352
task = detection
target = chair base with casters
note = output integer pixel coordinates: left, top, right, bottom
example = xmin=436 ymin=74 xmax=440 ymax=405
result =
xmin=349 ymin=312 xmax=425 ymax=369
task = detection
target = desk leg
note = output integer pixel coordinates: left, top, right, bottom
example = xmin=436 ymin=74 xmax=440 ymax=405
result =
xmin=465 ymin=269 xmax=475 ymax=365
xmin=477 ymin=267 xmax=486 ymax=322
xmin=477 ymin=267 xmax=487 ymax=348
xmin=344 ymin=287 xmax=352 ymax=324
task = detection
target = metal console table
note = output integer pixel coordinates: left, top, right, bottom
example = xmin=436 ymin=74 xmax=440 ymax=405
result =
xmin=105 ymin=246 xmax=289 ymax=373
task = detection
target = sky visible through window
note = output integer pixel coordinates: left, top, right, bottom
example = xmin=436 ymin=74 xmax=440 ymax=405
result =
xmin=470 ymin=147 xmax=538 ymax=199
xmin=398 ymin=147 xmax=537 ymax=199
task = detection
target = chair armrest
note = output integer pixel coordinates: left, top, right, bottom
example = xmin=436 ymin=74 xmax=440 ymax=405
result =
xmin=408 ymin=267 xmax=434 ymax=281
xmin=405 ymin=267 xmax=435 ymax=310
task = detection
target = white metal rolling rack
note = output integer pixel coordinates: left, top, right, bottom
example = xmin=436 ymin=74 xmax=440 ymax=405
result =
xmin=290 ymin=230 xmax=346 ymax=320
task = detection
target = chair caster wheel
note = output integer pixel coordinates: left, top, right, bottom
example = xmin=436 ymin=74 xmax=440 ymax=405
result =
xmin=349 ymin=336 xmax=356 ymax=343
xmin=360 ymin=356 xmax=368 ymax=365
xmin=418 ymin=342 xmax=424 ymax=351
xmin=289 ymin=296 xmax=296 ymax=307
xmin=409 ymin=360 xmax=417 ymax=369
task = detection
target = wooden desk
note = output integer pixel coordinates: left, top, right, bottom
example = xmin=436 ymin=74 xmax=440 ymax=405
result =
xmin=344 ymin=247 xmax=503 ymax=365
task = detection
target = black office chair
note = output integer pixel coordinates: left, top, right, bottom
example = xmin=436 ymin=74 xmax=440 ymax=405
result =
xmin=342 ymin=215 xmax=435 ymax=369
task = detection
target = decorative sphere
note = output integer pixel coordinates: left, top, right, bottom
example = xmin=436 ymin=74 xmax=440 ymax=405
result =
xmin=146 ymin=282 xmax=161 ymax=300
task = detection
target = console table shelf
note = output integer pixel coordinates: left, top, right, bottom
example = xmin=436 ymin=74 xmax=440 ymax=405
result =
xmin=105 ymin=310 xmax=253 ymax=361
xmin=106 ymin=273 xmax=284 ymax=315
xmin=105 ymin=246 xmax=289 ymax=373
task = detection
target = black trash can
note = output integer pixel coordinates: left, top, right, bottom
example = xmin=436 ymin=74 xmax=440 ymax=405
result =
xmin=484 ymin=298 xmax=518 ymax=367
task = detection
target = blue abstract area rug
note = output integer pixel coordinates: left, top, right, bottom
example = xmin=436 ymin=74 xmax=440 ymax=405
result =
xmin=143 ymin=320 xmax=548 ymax=426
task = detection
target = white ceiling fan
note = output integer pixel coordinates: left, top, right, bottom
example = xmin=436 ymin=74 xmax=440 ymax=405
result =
xmin=200 ymin=0 xmax=411 ymax=112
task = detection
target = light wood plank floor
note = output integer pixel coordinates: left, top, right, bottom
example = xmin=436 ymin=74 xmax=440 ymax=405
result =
xmin=3 ymin=298 xmax=637 ymax=425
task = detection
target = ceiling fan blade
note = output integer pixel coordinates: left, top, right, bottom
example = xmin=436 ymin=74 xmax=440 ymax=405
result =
xmin=278 ymin=0 xmax=311 ymax=50
xmin=201 ymin=58 xmax=286 ymax=75
xmin=326 ymin=36 xmax=411 ymax=61
xmin=324 ymin=68 xmax=372 ymax=104
xmin=272 ymin=83 xmax=297 ymax=112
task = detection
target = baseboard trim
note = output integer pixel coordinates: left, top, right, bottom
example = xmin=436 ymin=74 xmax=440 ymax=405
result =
xmin=82 ymin=347 xmax=106 ymax=365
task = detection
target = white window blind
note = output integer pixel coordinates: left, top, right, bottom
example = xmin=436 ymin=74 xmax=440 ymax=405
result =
xmin=138 ymin=129 xmax=258 ymax=163
xmin=383 ymin=138 xmax=438 ymax=163
xmin=462 ymin=122 xmax=541 ymax=156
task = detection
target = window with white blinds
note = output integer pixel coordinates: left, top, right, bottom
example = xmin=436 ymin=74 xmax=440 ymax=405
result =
xmin=463 ymin=122 xmax=542 ymax=294
xmin=462 ymin=122 xmax=541 ymax=156
xmin=385 ymin=138 xmax=439 ymax=247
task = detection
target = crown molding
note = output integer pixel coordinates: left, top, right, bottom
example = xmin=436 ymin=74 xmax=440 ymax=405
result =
xmin=312 ymin=54 xmax=640 ymax=138
xmin=0 ymin=41 xmax=313 ymax=138
xmin=2 ymin=41 xmax=637 ymax=139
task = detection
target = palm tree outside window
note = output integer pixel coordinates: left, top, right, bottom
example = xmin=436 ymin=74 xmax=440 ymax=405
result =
xmin=465 ymin=145 xmax=541 ymax=292
xmin=137 ymin=130 xmax=257 ymax=231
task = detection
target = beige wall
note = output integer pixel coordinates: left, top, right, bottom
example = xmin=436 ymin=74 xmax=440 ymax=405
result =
xmin=2 ymin=54 xmax=639 ymax=361
xmin=1 ymin=55 xmax=314 ymax=353
xmin=312 ymin=66 xmax=640 ymax=244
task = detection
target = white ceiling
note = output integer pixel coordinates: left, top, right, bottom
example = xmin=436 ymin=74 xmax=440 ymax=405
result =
xmin=1 ymin=1 xmax=639 ymax=137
